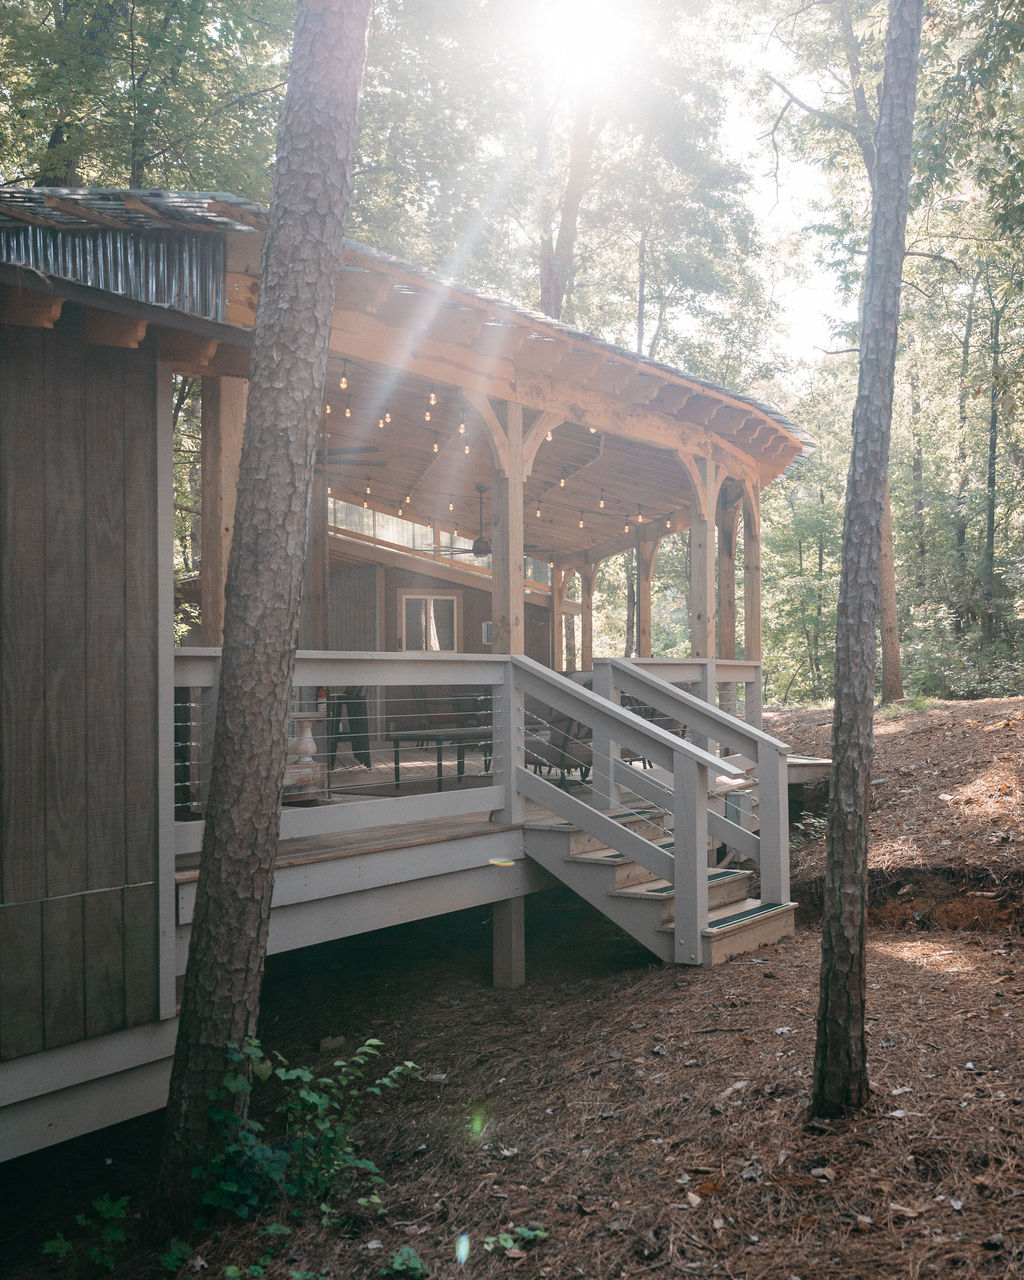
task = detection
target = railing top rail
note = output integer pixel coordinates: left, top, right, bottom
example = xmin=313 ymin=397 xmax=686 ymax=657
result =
xmin=624 ymin=656 xmax=760 ymax=682
xmin=601 ymin=657 xmax=790 ymax=755
xmin=512 ymin=653 xmax=744 ymax=778
xmin=174 ymin=648 xmax=509 ymax=687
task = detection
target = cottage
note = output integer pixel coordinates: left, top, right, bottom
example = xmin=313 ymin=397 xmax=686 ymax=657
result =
xmin=0 ymin=188 xmax=811 ymax=1161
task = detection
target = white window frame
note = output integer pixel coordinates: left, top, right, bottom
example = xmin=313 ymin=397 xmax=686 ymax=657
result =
xmin=398 ymin=590 xmax=461 ymax=652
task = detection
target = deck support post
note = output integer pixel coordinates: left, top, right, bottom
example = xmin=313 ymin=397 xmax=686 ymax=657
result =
xmin=492 ymin=895 xmax=526 ymax=989
xmin=200 ymin=376 xmax=247 ymax=644
xmin=551 ymin=567 xmax=567 ymax=671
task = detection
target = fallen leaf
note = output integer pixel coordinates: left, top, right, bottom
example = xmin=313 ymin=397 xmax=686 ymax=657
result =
xmin=889 ymin=1203 xmax=920 ymax=1219
xmin=810 ymin=1166 xmax=836 ymax=1182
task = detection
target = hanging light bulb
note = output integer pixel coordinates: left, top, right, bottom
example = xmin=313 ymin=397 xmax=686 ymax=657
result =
xmin=365 ymin=479 xmax=372 ymax=495
xmin=599 ymin=490 xmax=606 ymax=509
xmin=536 ymin=504 xmax=542 ymax=518
xmin=588 ymin=425 xmax=597 ymax=434
xmin=384 ymin=410 xmax=391 ymax=423
xmin=559 ymin=471 xmax=566 ymax=488
xmin=637 ymin=509 xmax=644 ymax=523
xmin=578 ymin=512 xmax=585 ymax=529
xmin=665 ymin=518 xmax=672 ymax=530
xmin=339 ymin=363 xmax=348 ymax=390
xmin=448 ymin=496 xmax=455 ymax=512
xmin=424 ymin=408 xmax=432 ymax=422
xmin=432 ymin=436 xmax=439 ymax=453
xmin=324 ymin=403 xmax=332 ymax=415
xmin=464 ymin=442 xmax=470 ymax=455
xmin=327 ymin=486 xmax=332 ymax=497
xmin=429 ymin=389 xmax=437 ymax=406
xmin=344 ymin=401 xmax=352 ymax=418
xmin=545 ymin=429 xmax=553 ymax=442
xmin=378 ymin=416 xmax=385 ymax=430
xmin=404 ymin=493 xmax=411 ymax=505
xmin=624 ymin=520 xmax=630 ymax=533
xmin=458 ymin=413 xmax=466 ymax=435
xmin=398 ymin=506 xmax=404 ymax=516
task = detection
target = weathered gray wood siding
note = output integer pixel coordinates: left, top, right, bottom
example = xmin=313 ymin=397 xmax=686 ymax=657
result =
xmin=0 ymin=316 xmax=160 ymax=1060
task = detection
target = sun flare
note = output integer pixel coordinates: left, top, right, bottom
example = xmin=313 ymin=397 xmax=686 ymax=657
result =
xmin=533 ymin=0 xmax=638 ymax=94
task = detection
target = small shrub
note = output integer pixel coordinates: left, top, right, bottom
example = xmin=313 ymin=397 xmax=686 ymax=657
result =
xmin=194 ymin=1038 xmax=418 ymax=1221
xmin=42 ymin=1194 xmax=132 ymax=1274
xmin=380 ymin=1244 xmax=431 ymax=1277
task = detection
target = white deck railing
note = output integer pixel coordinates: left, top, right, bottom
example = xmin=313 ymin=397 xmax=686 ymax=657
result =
xmin=172 ymin=648 xmax=787 ymax=966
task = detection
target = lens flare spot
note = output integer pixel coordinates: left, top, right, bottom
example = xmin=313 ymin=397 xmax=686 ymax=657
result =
xmin=489 ymin=857 xmax=515 ymax=867
xmin=455 ymin=1234 xmax=470 ymax=1264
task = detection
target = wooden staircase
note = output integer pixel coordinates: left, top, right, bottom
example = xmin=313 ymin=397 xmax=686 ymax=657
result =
xmin=523 ymin=806 xmax=795 ymax=966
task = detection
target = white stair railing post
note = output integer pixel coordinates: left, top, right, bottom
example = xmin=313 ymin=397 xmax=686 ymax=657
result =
xmin=493 ymin=659 xmax=524 ymax=823
xmin=672 ymin=749 xmax=709 ymax=966
xmin=590 ymin=659 xmax=615 ymax=810
xmin=746 ymin=665 xmax=763 ymax=728
xmin=756 ymin=744 xmax=790 ymax=903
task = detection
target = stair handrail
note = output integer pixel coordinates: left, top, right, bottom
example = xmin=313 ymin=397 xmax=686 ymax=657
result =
xmin=596 ymin=657 xmax=791 ymax=907
xmin=511 ymin=655 xmax=744 ymax=966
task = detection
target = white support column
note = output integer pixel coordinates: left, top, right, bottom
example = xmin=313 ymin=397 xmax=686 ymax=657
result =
xmin=492 ymin=895 xmax=526 ymax=989
xmin=580 ymin=562 xmax=597 ymax=672
xmin=672 ymin=752 xmax=708 ymax=967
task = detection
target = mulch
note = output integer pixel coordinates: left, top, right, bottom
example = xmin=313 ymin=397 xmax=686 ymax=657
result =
xmin=7 ymin=697 xmax=1024 ymax=1279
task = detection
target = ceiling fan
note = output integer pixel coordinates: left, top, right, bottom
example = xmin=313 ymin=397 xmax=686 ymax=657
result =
xmin=443 ymin=484 xmax=492 ymax=558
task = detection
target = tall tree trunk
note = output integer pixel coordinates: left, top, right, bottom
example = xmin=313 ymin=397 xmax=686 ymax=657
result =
xmin=538 ymin=86 xmax=596 ymax=322
xmin=157 ymin=0 xmax=372 ymax=1217
xmin=982 ymin=295 xmax=1003 ymax=644
xmin=813 ymin=0 xmax=922 ymax=1118
xmin=879 ymin=480 xmax=903 ymax=702
xmin=954 ymin=271 xmax=981 ymax=631
xmin=909 ymin=360 xmax=926 ymax=594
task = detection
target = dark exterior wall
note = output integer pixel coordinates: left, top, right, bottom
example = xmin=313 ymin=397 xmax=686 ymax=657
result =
xmin=0 ymin=317 xmax=160 ymax=1061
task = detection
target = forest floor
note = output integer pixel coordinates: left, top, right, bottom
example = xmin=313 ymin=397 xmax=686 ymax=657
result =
xmin=4 ymin=696 xmax=1024 ymax=1280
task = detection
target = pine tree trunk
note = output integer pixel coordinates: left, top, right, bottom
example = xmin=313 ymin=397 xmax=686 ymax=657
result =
xmin=813 ymin=0 xmax=922 ymax=1118
xmin=157 ymin=0 xmax=372 ymax=1218
xmin=879 ymin=481 xmax=903 ymax=702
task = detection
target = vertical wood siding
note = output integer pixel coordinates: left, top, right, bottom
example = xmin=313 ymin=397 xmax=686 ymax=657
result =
xmin=0 ymin=317 xmax=159 ymax=1060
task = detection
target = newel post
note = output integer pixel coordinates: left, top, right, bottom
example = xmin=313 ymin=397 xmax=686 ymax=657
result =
xmin=590 ymin=658 xmax=615 ymax=810
xmin=672 ymin=751 xmax=709 ymax=966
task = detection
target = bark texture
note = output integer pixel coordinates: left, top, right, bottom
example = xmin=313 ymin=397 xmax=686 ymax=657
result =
xmin=159 ymin=0 xmax=372 ymax=1212
xmin=813 ymin=0 xmax=922 ymax=1118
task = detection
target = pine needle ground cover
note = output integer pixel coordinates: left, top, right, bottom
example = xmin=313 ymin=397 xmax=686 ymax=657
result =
xmin=4 ymin=697 xmax=1023 ymax=1279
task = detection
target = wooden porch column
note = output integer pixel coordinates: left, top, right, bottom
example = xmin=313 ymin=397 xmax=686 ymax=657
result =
xmin=580 ymin=563 xmax=597 ymax=671
xmin=743 ymin=490 xmax=762 ymax=663
xmin=551 ymin=567 xmax=567 ymax=671
xmin=199 ymin=376 xmax=247 ymax=644
xmin=490 ymin=403 xmax=526 ymax=655
xmin=299 ymin=459 xmax=328 ymax=648
xmin=689 ymin=461 xmax=719 ymax=661
xmin=717 ymin=507 xmax=739 ymax=662
xmin=635 ymin=538 xmax=660 ymax=659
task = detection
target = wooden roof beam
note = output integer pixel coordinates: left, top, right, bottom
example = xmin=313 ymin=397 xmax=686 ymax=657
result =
xmin=159 ymin=332 xmax=219 ymax=371
xmin=82 ymin=310 xmax=148 ymax=348
xmin=42 ymin=195 xmax=133 ymax=229
xmin=0 ymin=285 xmax=64 ymax=328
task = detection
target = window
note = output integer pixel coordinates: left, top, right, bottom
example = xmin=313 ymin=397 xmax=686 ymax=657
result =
xmin=399 ymin=592 xmax=458 ymax=651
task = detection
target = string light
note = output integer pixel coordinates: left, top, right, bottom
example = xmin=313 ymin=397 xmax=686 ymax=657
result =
xmin=429 ymin=389 xmax=437 ymax=406
xmin=665 ymin=518 xmax=672 ymax=530
xmin=559 ymin=471 xmax=567 ymax=488
xmin=637 ymin=507 xmax=644 ymax=524
xmin=536 ymin=503 xmax=542 ymax=518
xmin=339 ymin=362 xmax=348 ymax=390
xmin=432 ymin=436 xmax=440 ymax=453
xmin=365 ymin=478 xmax=372 ymax=495
xmin=378 ymin=416 xmax=385 ymax=429
xmin=424 ymin=389 xmax=436 ymax=422
xmin=545 ymin=428 xmax=553 ymax=442
xmin=404 ymin=493 xmax=411 ymax=505
xmin=449 ymin=496 xmax=455 ymax=512
xmin=578 ymin=511 xmax=585 ymax=529
xmin=324 ymin=403 xmax=332 ymax=415
xmin=344 ymin=401 xmax=351 ymax=419
xmin=464 ymin=442 xmax=470 ymax=455
xmin=624 ymin=519 xmax=630 ymax=533
xmin=599 ymin=490 xmax=605 ymax=509
xmin=458 ymin=416 xmax=466 ymax=435
xmin=588 ymin=425 xmax=597 ymax=434
xmin=398 ymin=506 xmax=404 ymax=516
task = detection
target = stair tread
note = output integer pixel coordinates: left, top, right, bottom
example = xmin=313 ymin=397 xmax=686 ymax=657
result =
xmin=659 ymin=898 xmax=793 ymax=933
xmin=612 ymin=879 xmax=673 ymax=898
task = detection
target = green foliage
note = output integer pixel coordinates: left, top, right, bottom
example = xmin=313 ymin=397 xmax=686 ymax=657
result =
xmin=379 ymin=1245 xmax=431 ymax=1277
xmin=42 ymin=1194 xmax=132 ymax=1274
xmin=482 ymin=1225 xmax=549 ymax=1255
xmin=161 ymin=1239 xmax=196 ymax=1273
xmin=193 ymin=1038 xmax=417 ymax=1222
